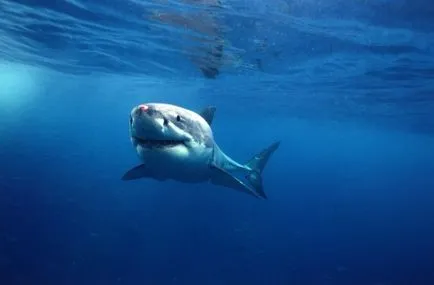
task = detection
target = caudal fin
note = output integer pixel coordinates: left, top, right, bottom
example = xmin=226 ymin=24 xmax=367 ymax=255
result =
xmin=245 ymin=141 xmax=280 ymax=199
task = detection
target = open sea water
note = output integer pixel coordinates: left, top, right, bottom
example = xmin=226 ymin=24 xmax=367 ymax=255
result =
xmin=1 ymin=1 xmax=434 ymax=284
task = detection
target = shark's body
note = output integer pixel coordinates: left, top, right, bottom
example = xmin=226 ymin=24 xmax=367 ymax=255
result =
xmin=122 ymin=103 xmax=279 ymax=198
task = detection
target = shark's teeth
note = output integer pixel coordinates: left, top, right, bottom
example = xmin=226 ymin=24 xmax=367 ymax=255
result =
xmin=134 ymin=137 xmax=184 ymax=147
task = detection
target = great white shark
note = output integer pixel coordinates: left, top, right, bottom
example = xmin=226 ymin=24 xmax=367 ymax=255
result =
xmin=122 ymin=103 xmax=280 ymax=198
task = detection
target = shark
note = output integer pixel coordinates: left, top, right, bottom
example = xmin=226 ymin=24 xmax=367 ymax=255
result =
xmin=122 ymin=103 xmax=280 ymax=199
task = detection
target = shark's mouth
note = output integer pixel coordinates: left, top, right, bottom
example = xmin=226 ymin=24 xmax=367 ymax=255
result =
xmin=133 ymin=136 xmax=185 ymax=148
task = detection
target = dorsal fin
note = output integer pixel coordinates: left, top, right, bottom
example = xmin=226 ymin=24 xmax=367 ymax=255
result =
xmin=199 ymin=106 xmax=216 ymax=125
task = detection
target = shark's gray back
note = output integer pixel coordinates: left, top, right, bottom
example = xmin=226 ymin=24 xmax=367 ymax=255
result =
xmin=211 ymin=143 xmax=247 ymax=173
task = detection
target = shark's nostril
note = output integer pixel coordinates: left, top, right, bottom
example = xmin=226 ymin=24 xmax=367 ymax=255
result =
xmin=163 ymin=118 xmax=169 ymax=126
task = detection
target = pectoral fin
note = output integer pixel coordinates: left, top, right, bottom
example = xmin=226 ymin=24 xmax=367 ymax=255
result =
xmin=122 ymin=164 xmax=150 ymax=180
xmin=122 ymin=164 xmax=168 ymax=181
xmin=210 ymin=164 xmax=260 ymax=198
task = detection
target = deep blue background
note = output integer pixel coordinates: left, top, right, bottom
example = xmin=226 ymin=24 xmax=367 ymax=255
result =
xmin=1 ymin=74 xmax=434 ymax=284
xmin=1 ymin=0 xmax=434 ymax=284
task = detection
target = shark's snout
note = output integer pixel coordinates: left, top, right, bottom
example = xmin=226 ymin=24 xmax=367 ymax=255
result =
xmin=131 ymin=106 xmax=162 ymax=138
xmin=133 ymin=104 xmax=152 ymax=117
xmin=132 ymin=105 xmax=164 ymax=126
xmin=138 ymin=104 xmax=149 ymax=112
xmin=129 ymin=104 xmax=191 ymax=149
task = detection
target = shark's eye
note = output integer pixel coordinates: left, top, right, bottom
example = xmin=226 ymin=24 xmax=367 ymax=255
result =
xmin=176 ymin=115 xmax=181 ymax=122
xmin=163 ymin=118 xmax=169 ymax=126
xmin=129 ymin=116 xmax=133 ymax=125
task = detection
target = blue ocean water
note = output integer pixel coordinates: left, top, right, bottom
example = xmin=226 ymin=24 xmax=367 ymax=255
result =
xmin=1 ymin=0 xmax=434 ymax=284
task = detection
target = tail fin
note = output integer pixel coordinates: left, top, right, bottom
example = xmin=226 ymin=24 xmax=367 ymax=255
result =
xmin=245 ymin=141 xmax=280 ymax=199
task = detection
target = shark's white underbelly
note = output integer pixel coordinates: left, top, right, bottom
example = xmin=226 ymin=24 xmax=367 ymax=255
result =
xmin=136 ymin=144 xmax=213 ymax=183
